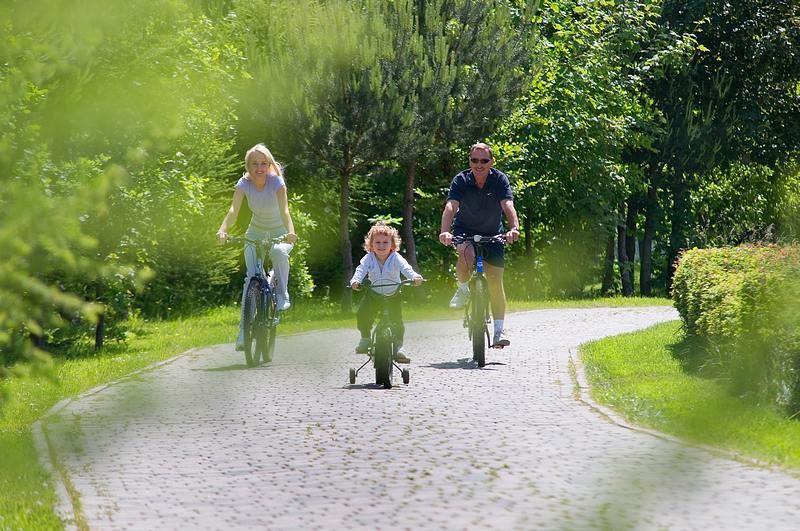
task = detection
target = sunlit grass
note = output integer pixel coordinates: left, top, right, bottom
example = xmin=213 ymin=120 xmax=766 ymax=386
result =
xmin=581 ymin=320 xmax=800 ymax=470
xmin=0 ymin=294 xmax=671 ymax=529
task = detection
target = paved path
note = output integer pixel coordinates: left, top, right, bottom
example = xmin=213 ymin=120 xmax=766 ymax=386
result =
xmin=36 ymin=307 xmax=800 ymax=530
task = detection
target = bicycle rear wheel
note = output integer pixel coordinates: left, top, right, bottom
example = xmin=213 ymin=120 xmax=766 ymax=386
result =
xmin=471 ymin=278 xmax=487 ymax=367
xmin=243 ymin=278 xmax=262 ymax=367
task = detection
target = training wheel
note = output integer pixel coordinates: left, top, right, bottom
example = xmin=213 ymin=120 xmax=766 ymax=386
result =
xmin=349 ymin=368 xmax=356 ymax=385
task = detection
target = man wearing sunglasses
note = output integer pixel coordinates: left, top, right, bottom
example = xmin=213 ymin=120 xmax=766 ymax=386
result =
xmin=438 ymin=142 xmax=521 ymax=347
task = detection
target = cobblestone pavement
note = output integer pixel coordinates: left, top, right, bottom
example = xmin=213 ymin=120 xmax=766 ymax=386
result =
xmin=36 ymin=307 xmax=800 ymax=530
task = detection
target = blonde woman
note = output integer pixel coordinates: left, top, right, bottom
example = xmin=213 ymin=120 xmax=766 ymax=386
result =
xmin=217 ymin=144 xmax=298 ymax=350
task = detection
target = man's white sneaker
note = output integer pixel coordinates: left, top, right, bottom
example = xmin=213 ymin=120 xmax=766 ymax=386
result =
xmin=449 ymin=286 xmax=470 ymax=309
xmin=493 ymin=330 xmax=510 ymax=348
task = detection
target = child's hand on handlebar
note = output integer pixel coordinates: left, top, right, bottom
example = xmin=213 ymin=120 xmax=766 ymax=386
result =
xmin=413 ymin=276 xmax=424 ymax=286
xmin=216 ymin=230 xmax=228 ymax=244
xmin=351 ymin=281 xmax=361 ymax=291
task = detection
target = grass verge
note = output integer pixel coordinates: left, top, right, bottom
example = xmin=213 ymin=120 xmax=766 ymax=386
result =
xmin=581 ymin=320 xmax=800 ymax=471
xmin=1 ymin=295 xmax=669 ymax=529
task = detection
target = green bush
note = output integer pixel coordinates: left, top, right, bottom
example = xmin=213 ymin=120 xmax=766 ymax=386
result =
xmin=672 ymin=245 xmax=800 ymax=412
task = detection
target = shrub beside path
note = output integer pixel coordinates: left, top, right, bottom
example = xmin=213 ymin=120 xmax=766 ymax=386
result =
xmin=35 ymin=307 xmax=800 ymax=530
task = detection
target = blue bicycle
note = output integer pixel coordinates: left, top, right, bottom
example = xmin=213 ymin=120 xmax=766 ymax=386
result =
xmin=451 ymin=234 xmax=505 ymax=367
xmin=226 ymin=235 xmax=286 ymax=367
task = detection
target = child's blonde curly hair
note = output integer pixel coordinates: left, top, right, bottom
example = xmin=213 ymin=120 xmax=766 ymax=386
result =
xmin=363 ymin=222 xmax=401 ymax=253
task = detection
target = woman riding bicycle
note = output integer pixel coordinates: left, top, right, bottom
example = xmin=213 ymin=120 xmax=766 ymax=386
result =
xmin=438 ymin=142 xmax=520 ymax=347
xmin=216 ymin=143 xmax=298 ymax=351
xmin=350 ymin=223 xmax=424 ymax=363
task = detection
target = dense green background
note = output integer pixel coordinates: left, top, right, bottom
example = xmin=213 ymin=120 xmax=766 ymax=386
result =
xmin=2 ymin=0 xmax=799 ymax=378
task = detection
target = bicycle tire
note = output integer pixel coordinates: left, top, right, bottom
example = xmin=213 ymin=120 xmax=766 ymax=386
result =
xmin=471 ymin=278 xmax=487 ymax=367
xmin=373 ymin=333 xmax=393 ymax=389
xmin=243 ymin=278 xmax=261 ymax=367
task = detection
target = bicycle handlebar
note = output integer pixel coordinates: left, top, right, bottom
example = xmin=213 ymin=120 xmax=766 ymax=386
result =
xmin=347 ymin=278 xmax=425 ymax=292
xmin=450 ymin=233 xmax=506 ymax=246
xmin=224 ymin=235 xmax=288 ymax=246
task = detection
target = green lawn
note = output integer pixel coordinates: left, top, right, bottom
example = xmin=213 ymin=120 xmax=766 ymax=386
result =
xmin=0 ymin=295 xmax=671 ymax=529
xmin=581 ymin=320 xmax=800 ymax=470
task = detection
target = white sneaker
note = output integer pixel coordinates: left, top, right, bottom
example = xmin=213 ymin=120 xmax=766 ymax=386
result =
xmin=449 ymin=285 xmax=470 ymax=309
xmin=235 ymin=329 xmax=245 ymax=351
xmin=355 ymin=337 xmax=371 ymax=353
xmin=493 ymin=330 xmax=510 ymax=348
xmin=276 ymin=295 xmax=291 ymax=311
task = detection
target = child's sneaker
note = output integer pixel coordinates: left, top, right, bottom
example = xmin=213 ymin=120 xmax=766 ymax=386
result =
xmin=355 ymin=337 xmax=371 ymax=353
xmin=393 ymin=348 xmax=411 ymax=364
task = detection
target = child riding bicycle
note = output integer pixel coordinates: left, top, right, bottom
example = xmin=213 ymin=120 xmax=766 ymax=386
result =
xmin=350 ymin=223 xmax=424 ymax=363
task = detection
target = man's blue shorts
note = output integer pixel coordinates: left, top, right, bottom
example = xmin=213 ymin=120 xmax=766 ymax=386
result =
xmin=454 ymin=229 xmax=505 ymax=268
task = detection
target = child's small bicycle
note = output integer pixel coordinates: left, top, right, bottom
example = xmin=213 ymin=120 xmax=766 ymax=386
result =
xmin=348 ymin=278 xmax=417 ymax=389
xmin=451 ymin=233 xmax=506 ymax=367
xmin=226 ymin=234 xmax=287 ymax=367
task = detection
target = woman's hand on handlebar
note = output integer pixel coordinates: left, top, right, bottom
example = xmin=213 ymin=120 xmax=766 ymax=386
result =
xmin=216 ymin=230 xmax=228 ymax=244
xmin=438 ymin=232 xmax=453 ymax=246
xmin=284 ymin=233 xmax=298 ymax=244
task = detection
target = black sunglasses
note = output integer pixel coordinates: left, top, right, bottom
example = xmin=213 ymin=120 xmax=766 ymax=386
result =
xmin=470 ymin=158 xmax=491 ymax=164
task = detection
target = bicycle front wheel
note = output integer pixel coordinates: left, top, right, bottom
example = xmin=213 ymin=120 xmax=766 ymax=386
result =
xmin=243 ymin=278 xmax=262 ymax=367
xmin=470 ymin=278 xmax=487 ymax=367
xmin=261 ymin=287 xmax=278 ymax=363
xmin=373 ymin=334 xmax=393 ymax=389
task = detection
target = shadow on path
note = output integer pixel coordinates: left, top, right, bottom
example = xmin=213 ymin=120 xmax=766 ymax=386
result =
xmin=195 ymin=363 xmax=266 ymax=372
xmin=425 ymin=358 xmax=506 ymax=370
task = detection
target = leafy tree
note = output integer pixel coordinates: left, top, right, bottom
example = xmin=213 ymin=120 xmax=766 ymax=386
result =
xmin=495 ymin=0 xmax=659 ymax=297
xmin=648 ymin=0 xmax=800 ymax=289
xmin=233 ymin=0 xmax=410 ymax=309
xmin=388 ymin=0 xmax=537 ymax=270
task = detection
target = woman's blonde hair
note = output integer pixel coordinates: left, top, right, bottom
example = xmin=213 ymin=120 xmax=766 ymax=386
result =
xmin=244 ymin=143 xmax=283 ymax=178
xmin=363 ymin=222 xmax=401 ymax=253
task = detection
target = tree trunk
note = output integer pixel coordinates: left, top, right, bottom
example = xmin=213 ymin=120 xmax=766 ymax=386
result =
xmin=640 ymin=179 xmax=658 ymax=296
xmin=523 ymin=199 xmax=532 ymax=257
xmin=617 ymin=204 xmax=634 ymax=296
xmin=340 ymin=169 xmax=354 ymax=313
xmin=625 ymin=195 xmax=639 ymax=291
xmin=401 ymin=158 xmax=419 ymax=271
xmin=95 ymin=282 xmax=105 ymax=351
xmin=600 ymin=232 xmax=616 ymax=295
xmin=666 ymin=176 xmax=690 ymax=294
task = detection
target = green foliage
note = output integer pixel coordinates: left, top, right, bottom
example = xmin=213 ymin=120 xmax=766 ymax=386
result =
xmin=672 ymin=245 xmax=800 ymax=412
xmin=494 ymin=0 xmax=663 ymax=296
xmin=0 ymin=0 xmax=245 ymax=378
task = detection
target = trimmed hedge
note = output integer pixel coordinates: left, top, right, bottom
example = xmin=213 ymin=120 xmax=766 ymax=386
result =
xmin=672 ymin=245 xmax=800 ymax=413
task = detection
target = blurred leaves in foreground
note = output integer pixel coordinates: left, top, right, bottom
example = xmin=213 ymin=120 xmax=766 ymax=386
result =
xmin=0 ymin=0 xmax=393 ymax=394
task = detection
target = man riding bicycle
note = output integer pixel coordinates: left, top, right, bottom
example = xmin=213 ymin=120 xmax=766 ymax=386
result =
xmin=438 ymin=142 xmax=520 ymax=347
